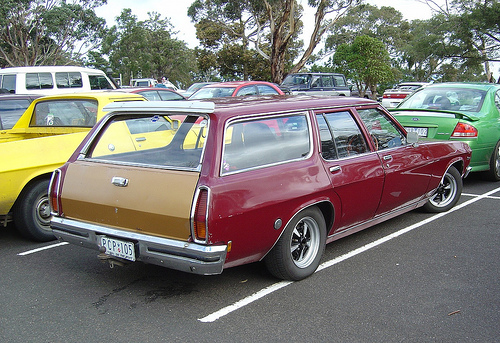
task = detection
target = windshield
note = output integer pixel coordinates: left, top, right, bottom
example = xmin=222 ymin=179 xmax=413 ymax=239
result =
xmin=398 ymin=87 xmax=487 ymax=113
xmin=281 ymin=74 xmax=311 ymax=87
xmin=190 ymin=87 xmax=235 ymax=99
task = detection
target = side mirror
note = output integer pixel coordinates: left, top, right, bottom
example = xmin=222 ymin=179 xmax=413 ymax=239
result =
xmin=407 ymin=131 xmax=419 ymax=145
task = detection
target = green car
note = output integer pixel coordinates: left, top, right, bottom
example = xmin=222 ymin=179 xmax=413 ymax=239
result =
xmin=391 ymin=82 xmax=500 ymax=181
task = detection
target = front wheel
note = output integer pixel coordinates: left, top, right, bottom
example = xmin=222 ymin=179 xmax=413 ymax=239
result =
xmin=264 ymin=207 xmax=326 ymax=281
xmin=423 ymin=166 xmax=462 ymax=213
xmin=14 ymin=179 xmax=56 ymax=242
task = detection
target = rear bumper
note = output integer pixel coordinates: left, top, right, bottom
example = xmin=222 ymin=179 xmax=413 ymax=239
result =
xmin=50 ymin=217 xmax=227 ymax=275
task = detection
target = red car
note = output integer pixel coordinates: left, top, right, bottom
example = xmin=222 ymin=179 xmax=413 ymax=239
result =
xmin=189 ymin=81 xmax=284 ymax=99
xmin=50 ymin=96 xmax=471 ymax=281
xmin=118 ymin=87 xmax=186 ymax=101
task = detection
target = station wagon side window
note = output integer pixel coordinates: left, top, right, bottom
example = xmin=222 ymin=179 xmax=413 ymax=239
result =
xmin=89 ymin=75 xmax=114 ymax=90
xmin=356 ymin=108 xmax=406 ymax=150
xmin=55 ymin=72 xmax=83 ymax=89
xmin=0 ymin=74 xmax=16 ymax=93
xmin=316 ymin=111 xmax=368 ymax=159
xmin=320 ymin=75 xmax=333 ymax=87
xmin=26 ymin=73 xmax=53 ymax=90
xmin=333 ymin=75 xmax=347 ymax=87
xmin=222 ymin=113 xmax=310 ymax=175
xmin=31 ymin=99 xmax=98 ymax=127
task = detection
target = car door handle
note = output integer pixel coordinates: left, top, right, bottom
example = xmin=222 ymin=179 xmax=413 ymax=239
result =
xmin=329 ymin=166 xmax=342 ymax=173
xmin=135 ymin=137 xmax=146 ymax=142
xmin=383 ymin=155 xmax=393 ymax=161
xmin=111 ymin=177 xmax=129 ymax=187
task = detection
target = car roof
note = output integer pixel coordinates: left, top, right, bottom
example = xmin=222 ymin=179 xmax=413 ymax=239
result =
xmin=0 ymin=94 xmax=43 ymax=100
xmin=103 ymin=95 xmax=377 ymax=122
xmin=0 ymin=66 xmax=105 ymax=74
xmin=203 ymin=81 xmax=277 ymax=88
xmin=421 ymin=82 xmax=500 ymax=91
xmin=27 ymin=91 xmax=145 ymax=104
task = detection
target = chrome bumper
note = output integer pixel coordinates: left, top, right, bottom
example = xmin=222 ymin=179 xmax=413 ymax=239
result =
xmin=50 ymin=217 xmax=227 ymax=275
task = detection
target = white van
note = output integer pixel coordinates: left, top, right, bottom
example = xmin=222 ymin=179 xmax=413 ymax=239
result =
xmin=0 ymin=66 xmax=116 ymax=95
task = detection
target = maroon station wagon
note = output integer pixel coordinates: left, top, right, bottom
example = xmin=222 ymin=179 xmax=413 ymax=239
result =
xmin=49 ymin=96 xmax=472 ymax=280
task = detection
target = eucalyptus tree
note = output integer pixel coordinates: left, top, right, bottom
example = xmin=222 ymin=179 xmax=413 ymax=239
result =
xmin=101 ymin=9 xmax=197 ymax=87
xmin=188 ymin=0 xmax=360 ymax=84
xmin=0 ymin=0 xmax=107 ymax=67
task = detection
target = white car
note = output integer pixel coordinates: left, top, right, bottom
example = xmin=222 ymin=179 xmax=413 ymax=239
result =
xmin=381 ymin=82 xmax=430 ymax=108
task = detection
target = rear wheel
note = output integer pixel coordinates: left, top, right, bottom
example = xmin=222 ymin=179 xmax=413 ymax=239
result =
xmin=486 ymin=140 xmax=500 ymax=181
xmin=265 ymin=207 xmax=326 ymax=281
xmin=423 ymin=166 xmax=462 ymax=213
xmin=14 ymin=179 xmax=56 ymax=242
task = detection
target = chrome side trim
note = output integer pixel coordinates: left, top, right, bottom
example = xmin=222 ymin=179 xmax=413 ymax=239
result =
xmin=50 ymin=217 xmax=227 ymax=275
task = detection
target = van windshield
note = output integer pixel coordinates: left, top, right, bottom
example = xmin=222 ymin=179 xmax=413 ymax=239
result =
xmin=281 ymin=74 xmax=311 ymax=88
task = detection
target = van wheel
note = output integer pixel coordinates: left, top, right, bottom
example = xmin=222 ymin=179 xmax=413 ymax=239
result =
xmin=423 ymin=166 xmax=462 ymax=213
xmin=265 ymin=207 xmax=326 ymax=281
xmin=14 ymin=179 xmax=55 ymax=242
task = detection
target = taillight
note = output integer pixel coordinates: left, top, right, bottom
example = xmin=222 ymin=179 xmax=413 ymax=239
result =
xmin=192 ymin=188 xmax=209 ymax=242
xmin=49 ymin=169 xmax=62 ymax=215
xmin=451 ymin=122 xmax=478 ymax=138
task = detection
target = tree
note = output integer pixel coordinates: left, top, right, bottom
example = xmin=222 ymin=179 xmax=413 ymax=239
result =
xmin=100 ymin=9 xmax=197 ymax=87
xmin=188 ymin=0 xmax=361 ymax=84
xmin=417 ymin=0 xmax=500 ymax=81
xmin=0 ymin=0 xmax=107 ymax=67
xmin=333 ymin=35 xmax=393 ymax=98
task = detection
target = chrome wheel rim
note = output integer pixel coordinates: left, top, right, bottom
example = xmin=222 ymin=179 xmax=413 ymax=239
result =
xmin=290 ymin=216 xmax=321 ymax=268
xmin=429 ymin=171 xmax=457 ymax=208
xmin=35 ymin=195 xmax=51 ymax=229
xmin=494 ymin=144 xmax=500 ymax=177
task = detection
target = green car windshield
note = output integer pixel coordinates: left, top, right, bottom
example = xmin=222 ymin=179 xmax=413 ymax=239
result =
xmin=398 ymin=87 xmax=487 ymax=113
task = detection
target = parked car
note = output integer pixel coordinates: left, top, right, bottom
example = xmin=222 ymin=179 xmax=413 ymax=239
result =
xmin=182 ymin=82 xmax=217 ymax=97
xmin=381 ymin=82 xmax=430 ymax=108
xmin=0 ymin=94 xmax=42 ymax=130
xmin=117 ymin=87 xmax=186 ymax=101
xmin=0 ymin=66 xmax=116 ymax=95
xmin=50 ymin=95 xmax=471 ymax=280
xmin=280 ymin=72 xmax=350 ymax=96
xmin=189 ymin=81 xmax=284 ymax=99
xmin=392 ymin=82 xmax=500 ymax=181
xmin=0 ymin=91 xmax=145 ymax=241
xmin=130 ymin=78 xmax=157 ymax=87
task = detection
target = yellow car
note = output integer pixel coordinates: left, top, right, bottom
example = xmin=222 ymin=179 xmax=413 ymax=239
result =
xmin=0 ymin=91 xmax=145 ymax=241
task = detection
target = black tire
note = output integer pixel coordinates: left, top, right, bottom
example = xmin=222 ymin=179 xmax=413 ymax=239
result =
xmin=14 ymin=179 xmax=56 ymax=242
xmin=423 ymin=166 xmax=462 ymax=213
xmin=264 ymin=207 xmax=326 ymax=281
xmin=485 ymin=140 xmax=500 ymax=181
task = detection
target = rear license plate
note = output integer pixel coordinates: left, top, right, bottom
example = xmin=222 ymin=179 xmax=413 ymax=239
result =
xmin=99 ymin=236 xmax=136 ymax=261
xmin=406 ymin=127 xmax=428 ymax=137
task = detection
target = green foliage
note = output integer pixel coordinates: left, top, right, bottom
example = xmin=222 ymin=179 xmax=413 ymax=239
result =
xmin=100 ymin=9 xmax=197 ymax=88
xmin=333 ymin=35 xmax=393 ymax=98
xmin=0 ymin=0 xmax=107 ymax=67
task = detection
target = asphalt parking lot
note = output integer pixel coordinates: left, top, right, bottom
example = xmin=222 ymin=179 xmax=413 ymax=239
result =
xmin=1 ymin=173 xmax=499 ymax=343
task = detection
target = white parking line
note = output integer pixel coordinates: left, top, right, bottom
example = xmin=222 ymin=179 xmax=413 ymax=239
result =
xmin=198 ymin=186 xmax=500 ymax=323
xmin=17 ymin=242 xmax=68 ymax=256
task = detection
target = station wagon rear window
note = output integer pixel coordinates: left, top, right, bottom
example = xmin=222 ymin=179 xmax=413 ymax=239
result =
xmin=87 ymin=114 xmax=207 ymax=170
xmin=222 ymin=113 xmax=310 ymax=174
